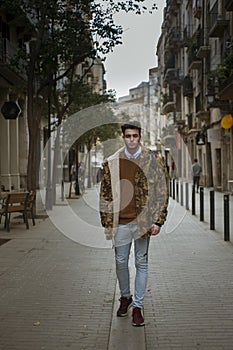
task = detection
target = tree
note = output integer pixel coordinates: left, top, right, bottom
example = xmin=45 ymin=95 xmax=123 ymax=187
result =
xmin=62 ymin=82 xmax=120 ymax=193
xmin=2 ymin=0 xmax=157 ymax=191
xmin=57 ymin=80 xmax=118 ymax=196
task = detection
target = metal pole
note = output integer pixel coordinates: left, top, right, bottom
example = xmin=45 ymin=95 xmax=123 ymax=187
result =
xmin=75 ymin=144 xmax=80 ymax=196
xmin=172 ymin=178 xmax=175 ymax=200
xmin=185 ymin=182 xmax=189 ymax=210
xmin=224 ymin=194 xmax=230 ymax=241
xmin=87 ymin=149 xmax=92 ymax=188
xmin=200 ymin=187 xmax=204 ymax=221
xmin=210 ymin=190 xmax=215 ymax=230
xmin=61 ymin=179 xmax=64 ymax=202
xmin=192 ymin=185 xmax=195 ymax=215
xmin=176 ymin=180 xmax=179 ymax=203
xmin=180 ymin=182 xmax=183 ymax=206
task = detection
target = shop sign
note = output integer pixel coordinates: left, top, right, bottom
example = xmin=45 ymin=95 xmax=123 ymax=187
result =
xmin=207 ymin=129 xmax=221 ymax=142
xmin=1 ymin=101 xmax=21 ymax=120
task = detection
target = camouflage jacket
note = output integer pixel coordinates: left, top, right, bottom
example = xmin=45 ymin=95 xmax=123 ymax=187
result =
xmin=99 ymin=146 xmax=169 ymax=240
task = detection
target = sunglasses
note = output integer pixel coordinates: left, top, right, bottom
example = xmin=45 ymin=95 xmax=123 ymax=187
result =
xmin=124 ymin=134 xmax=140 ymax=139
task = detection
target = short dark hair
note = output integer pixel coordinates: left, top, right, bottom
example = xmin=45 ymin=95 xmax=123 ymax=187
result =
xmin=121 ymin=121 xmax=141 ymax=136
xmin=194 ymin=158 xmax=198 ymax=162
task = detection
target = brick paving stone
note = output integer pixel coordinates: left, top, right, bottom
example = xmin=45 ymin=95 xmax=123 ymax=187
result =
xmin=108 ymin=277 xmax=146 ymax=350
xmin=144 ymin=199 xmax=233 ymax=350
xmin=0 ymin=216 xmax=116 ymax=350
xmin=0 ymin=186 xmax=233 ymax=350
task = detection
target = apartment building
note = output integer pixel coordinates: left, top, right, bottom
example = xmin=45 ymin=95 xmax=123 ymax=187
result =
xmin=157 ymin=0 xmax=233 ymax=191
xmin=0 ymin=7 xmax=32 ymax=191
xmin=118 ymin=68 xmax=160 ymax=149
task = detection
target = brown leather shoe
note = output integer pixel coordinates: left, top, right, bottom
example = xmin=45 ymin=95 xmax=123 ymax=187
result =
xmin=132 ymin=307 xmax=145 ymax=326
xmin=117 ymin=296 xmax=133 ymax=317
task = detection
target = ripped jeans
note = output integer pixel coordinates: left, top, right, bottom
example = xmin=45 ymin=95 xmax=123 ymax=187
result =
xmin=114 ymin=224 xmax=150 ymax=308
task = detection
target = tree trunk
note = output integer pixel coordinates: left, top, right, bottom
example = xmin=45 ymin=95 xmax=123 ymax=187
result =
xmin=52 ymin=127 xmax=64 ymax=204
xmin=27 ymin=76 xmax=39 ymax=191
xmin=75 ymin=143 xmax=81 ymax=195
xmin=26 ymin=56 xmax=42 ymax=192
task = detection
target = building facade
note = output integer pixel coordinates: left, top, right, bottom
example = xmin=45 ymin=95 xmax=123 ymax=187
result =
xmin=0 ymin=7 xmax=31 ymax=191
xmin=157 ymin=0 xmax=233 ymax=191
xmin=118 ymin=68 xmax=160 ymax=149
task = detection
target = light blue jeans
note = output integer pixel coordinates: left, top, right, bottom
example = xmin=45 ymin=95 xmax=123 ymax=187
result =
xmin=114 ymin=224 xmax=150 ymax=308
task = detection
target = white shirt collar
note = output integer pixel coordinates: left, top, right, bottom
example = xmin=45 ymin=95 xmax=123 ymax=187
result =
xmin=124 ymin=145 xmax=142 ymax=159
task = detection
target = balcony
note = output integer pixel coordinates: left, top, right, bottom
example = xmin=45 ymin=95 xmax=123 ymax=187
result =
xmin=188 ymin=46 xmax=202 ymax=70
xmin=0 ymin=38 xmax=19 ymax=64
xmin=225 ymin=0 xmax=233 ymax=11
xmin=209 ymin=19 xmax=229 ymax=37
xmin=187 ymin=113 xmax=193 ymax=130
xmin=162 ymin=94 xmax=176 ymax=114
xmin=165 ymin=27 xmax=182 ymax=50
xmin=174 ymin=112 xmax=185 ymax=126
xmin=162 ymin=7 xmax=173 ymax=29
xmin=196 ymin=31 xmax=210 ymax=58
xmin=0 ymin=38 xmax=26 ymax=86
xmin=193 ymin=0 xmax=202 ymax=19
xmin=183 ymin=76 xmax=193 ymax=97
xmin=195 ymin=93 xmax=209 ymax=121
xmin=166 ymin=0 xmax=181 ymax=12
xmin=162 ymin=124 xmax=176 ymax=147
xmin=183 ymin=26 xmax=192 ymax=47
xmin=164 ymin=68 xmax=183 ymax=86
xmin=209 ymin=3 xmax=229 ymax=37
xmin=218 ymin=76 xmax=233 ymax=100
xmin=208 ymin=50 xmax=233 ymax=100
xmin=196 ymin=45 xmax=211 ymax=58
xmin=164 ymin=56 xmax=175 ymax=72
xmin=195 ymin=112 xmax=209 ymax=122
xmin=207 ymin=76 xmax=218 ymax=97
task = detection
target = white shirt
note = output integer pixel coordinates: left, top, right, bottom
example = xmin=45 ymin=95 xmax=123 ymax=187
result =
xmin=124 ymin=146 xmax=142 ymax=159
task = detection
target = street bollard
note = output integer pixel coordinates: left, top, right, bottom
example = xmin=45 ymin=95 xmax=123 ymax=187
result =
xmin=176 ymin=180 xmax=179 ymax=203
xmin=180 ymin=182 xmax=183 ymax=206
xmin=173 ymin=178 xmax=175 ymax=200
xmin=210 ymin=190 xmax=215 ymax=230
xmin=185 ymin=182 xmax=189 ymax=210
xmin=192 ymin=185 xmax=195 ymax=215
xmin=224 ymin=194 xmax=230 ymax=241
xmin=61 ymin=179 xmax=64 ymax=201
xmin=200 ymin=187 xmax=204 ymax=221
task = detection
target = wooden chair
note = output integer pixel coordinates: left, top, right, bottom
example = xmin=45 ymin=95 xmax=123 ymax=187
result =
xmin=0 ymin=192 xmax=29 ymax=232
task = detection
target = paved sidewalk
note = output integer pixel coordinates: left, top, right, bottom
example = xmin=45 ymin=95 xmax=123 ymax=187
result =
xmin=0 ymin=185 xmax=233 ymax=349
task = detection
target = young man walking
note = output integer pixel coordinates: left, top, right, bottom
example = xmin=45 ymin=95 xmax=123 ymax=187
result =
xmin=100 ymin=121 xmax=169 ymax=326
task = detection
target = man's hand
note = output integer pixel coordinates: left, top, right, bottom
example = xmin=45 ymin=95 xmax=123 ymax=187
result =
xmin=104 ymin=228 xmax=113 ymax=240
xmin=150 ymin=224 xmax=161 ymax=236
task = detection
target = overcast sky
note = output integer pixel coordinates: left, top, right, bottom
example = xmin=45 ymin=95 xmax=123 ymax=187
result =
xmin=104 ymin=0 xmax=166 ymax=98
